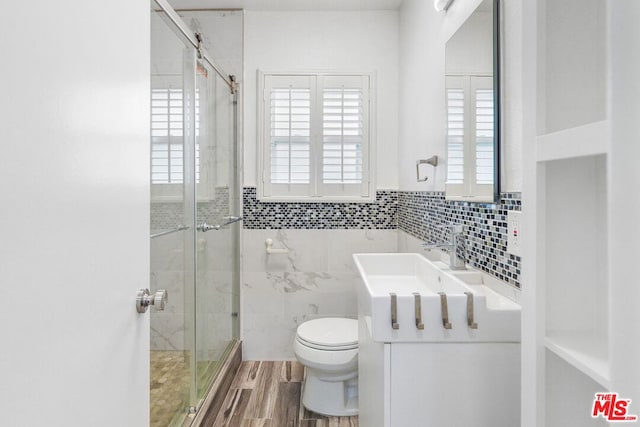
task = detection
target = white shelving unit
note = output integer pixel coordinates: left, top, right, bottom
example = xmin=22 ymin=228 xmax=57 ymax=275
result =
xmin=522 ymin=1 xmax=640 ymax=426
xmin=544 ymin=332 xmax=609 ymax=389
xmin=536 ymin=120 xmax=608 ymax=162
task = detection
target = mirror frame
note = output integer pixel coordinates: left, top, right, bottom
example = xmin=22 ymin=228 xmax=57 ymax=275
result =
xmin=493 ymin=0 xmax=501 ymax=203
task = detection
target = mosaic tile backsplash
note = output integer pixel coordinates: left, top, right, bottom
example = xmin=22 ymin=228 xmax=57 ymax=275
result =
xmin=242 ymin=187 xmax=398 ymax=229
xmin=150 ymin=187 xmax=230 ymax=232
xmin=240 ymin=187 xmax=521 ymax=287
xmin=398 ymin=191 xmax=522 ymax=288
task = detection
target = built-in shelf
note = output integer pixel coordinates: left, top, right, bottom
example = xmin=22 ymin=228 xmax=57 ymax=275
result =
xmin=545 ymin=331 xmax=610 ymax=389
xmin=536 ymin=120 xmax=609 ymax=162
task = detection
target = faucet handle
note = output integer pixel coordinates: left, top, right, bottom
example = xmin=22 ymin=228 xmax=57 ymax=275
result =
xmin=450 ymin=224 xmax=464 ymax=234
xmin=436 ymin=223 xmax=466 ymax=233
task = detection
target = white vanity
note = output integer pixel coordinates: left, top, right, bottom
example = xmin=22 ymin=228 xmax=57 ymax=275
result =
xmin=353 ymin=253 xmax=521 ymax=427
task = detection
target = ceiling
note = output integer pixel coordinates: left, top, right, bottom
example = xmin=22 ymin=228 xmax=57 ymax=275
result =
xmin=168 ymin=0 xmax=403 ymax=11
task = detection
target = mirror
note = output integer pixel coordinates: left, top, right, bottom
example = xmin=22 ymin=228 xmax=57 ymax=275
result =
xmin=445 ymin=0 xmax=500 ymax=202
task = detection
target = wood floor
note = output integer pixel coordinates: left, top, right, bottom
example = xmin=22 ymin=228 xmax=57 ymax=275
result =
xmin=209 ymin=361 xmax=358 ymax=427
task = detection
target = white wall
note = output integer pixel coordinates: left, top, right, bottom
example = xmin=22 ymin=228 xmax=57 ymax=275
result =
xmin=446 ymin=9 xmax=493 ymax=75
xmin=243 ymin=10 xmax=399 ymax=189
xmin=398 ymin=0 xmax=523 ymax=192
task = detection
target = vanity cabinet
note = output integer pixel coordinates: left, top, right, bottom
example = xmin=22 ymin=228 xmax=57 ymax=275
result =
xmin=353 ymin=253 xmax=522 ymax=427
xmin=358 ymin=317 xmax=520 ymax=427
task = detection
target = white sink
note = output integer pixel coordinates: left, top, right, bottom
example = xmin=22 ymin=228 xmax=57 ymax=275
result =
xmin=353 ymin=253 xmax=521 ymax=343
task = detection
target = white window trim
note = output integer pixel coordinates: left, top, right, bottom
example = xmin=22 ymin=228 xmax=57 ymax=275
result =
xmin=445 ymin=73 xmax=494 ymax=202
xmin=257 ymin=70 xmax=376 ymax=203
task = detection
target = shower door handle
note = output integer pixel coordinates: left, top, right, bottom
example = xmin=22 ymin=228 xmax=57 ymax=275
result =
xmin=197 ymin=216 xmax=243 ymax=232
xmin=136 ymin=289 xmax=168 ymax=313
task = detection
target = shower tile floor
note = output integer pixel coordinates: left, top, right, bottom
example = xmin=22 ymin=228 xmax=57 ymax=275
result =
xmin=150 ymin=351 xmax=189 ymax=427
xmin=150 ymin=351 xmax=218 ymax=427
xmin=211 ymin=361 xmax=358 ymax=427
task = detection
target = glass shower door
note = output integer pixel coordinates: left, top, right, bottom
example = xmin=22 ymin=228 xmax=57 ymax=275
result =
xmin=150 ymin=7 xmax=196 ymax=427
xmin=194 ymin=62 xmax=239 ymax=402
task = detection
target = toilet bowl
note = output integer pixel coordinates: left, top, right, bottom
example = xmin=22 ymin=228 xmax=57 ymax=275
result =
xmin=293 ymin=317 xmax=358 ymax=417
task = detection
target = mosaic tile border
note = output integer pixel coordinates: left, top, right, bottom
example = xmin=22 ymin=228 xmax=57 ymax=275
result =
xmin=242 ymin=187 xmax=398 ymax=229
xmin=151 ymin=187 xmax=230 ymax=232
xmin=398 ymin=191 xmax=522 ymax=288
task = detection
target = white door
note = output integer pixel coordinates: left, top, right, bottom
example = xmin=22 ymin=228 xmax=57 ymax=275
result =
xmin=0 ymin=1 xmax=150 ymax=426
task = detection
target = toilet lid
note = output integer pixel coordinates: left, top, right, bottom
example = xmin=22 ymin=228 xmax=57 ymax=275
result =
xmin=296 ymin=318 xmax=358 ymax=350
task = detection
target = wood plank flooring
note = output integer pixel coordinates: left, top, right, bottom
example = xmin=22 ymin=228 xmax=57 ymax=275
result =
xmin=194 ymin=341 xmax=243 ymax=426
xmin=209 ymin=361 xmax=358 ymax=427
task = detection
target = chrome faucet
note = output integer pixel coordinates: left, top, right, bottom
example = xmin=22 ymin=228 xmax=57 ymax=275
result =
xmin=423 ymin=224 xmax=467 ymax=270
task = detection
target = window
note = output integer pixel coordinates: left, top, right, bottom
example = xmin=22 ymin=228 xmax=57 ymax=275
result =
xmin=258 ymin=72 xmax=373 ymax=201
xmin=445 ymin=75 xmax=494 ymax=200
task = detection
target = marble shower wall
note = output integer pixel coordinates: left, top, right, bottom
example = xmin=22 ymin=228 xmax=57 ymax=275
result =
xmin=150 ymin=225 xmax=236 ymax=356
xmin=242 ymin=229 xmax=397 ymax=360
xmin=151 ymin=230 xmax=187 ymax=351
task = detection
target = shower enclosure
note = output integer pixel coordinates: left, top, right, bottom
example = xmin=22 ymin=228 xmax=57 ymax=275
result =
xmin=149 ymin=1 xmax=241 ymax=425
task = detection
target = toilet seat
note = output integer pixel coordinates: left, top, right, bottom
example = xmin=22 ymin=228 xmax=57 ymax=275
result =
xmin=296 ymin=336 xmax=357 ymax=351
xmin=296 ymin=318 xmax=358 ymax=351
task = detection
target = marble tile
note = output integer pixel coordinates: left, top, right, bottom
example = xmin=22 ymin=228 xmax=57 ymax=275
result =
xmin=242 ymin=273 xmax=286 ymax=316
xmin=203 ymin=228 xmax=236 ymax=272
xmin=151 ymin=313 xmax=187 ymax=351
xmin=327 ymin=229 xmax=398 ymax=273
xmin=200 ymin=312 xmax=234 ymax=361
xmin=200 ymin=270 xmax=234 ymax=313
xmin=243 ymin=229 xmax=329 ymax=273
xmin=150 ymin=232 xmax=185 ymax=272
xmin=243 ymin=271 xmax=359 ymax=360
xmin=242 ymin=230 xmax=393 ymax=360
xmin=150 ymin=270 xmax=185 ymax=315
xmin=243 ymin=313 xmax=294 ymax=360
xmin=284 ymin=288 xmax=358 ymax=321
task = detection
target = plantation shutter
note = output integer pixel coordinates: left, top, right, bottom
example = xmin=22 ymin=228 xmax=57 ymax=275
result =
xmin=469 ymin=76 xmax=494 ymax=198
xmin=445 ymin=76 xmax=466 ymax=198
xmin=260 ymin=72 xmax=372 ymax=201
xmin=475 ymin=88 xmax=494 ymax=185
xmin=151 ymin=73 xmax=212 ymax=201
xmin=319 ymin=74 xmax=370 ymax=198
xmin=446 ymin=88 xmax=465 ymax=184
xmin=151 ymin=87 xmax=184 ymax=185
xmin=262 ymin=75 xmax=313 ymax=198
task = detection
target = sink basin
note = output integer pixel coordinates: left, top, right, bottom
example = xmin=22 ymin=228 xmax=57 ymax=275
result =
xmin=352 ymin=253 xmax=471 ymax=296
xmin=353 ymin=253 xmax=521 ymax=343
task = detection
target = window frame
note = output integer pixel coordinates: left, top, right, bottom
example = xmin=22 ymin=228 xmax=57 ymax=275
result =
xmin=257 ymin=70 xmax=376 ymax=203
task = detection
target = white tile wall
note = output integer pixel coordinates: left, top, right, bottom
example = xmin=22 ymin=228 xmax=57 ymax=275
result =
xmin=150 ymin=228 xmax=236 ymax=353
xmin=242 ymin=229 xmax=397 ymax=360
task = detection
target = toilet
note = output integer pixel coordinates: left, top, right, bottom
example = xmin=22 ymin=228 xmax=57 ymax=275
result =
xmin=293 ymin=317 xmax=359 ymax=416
